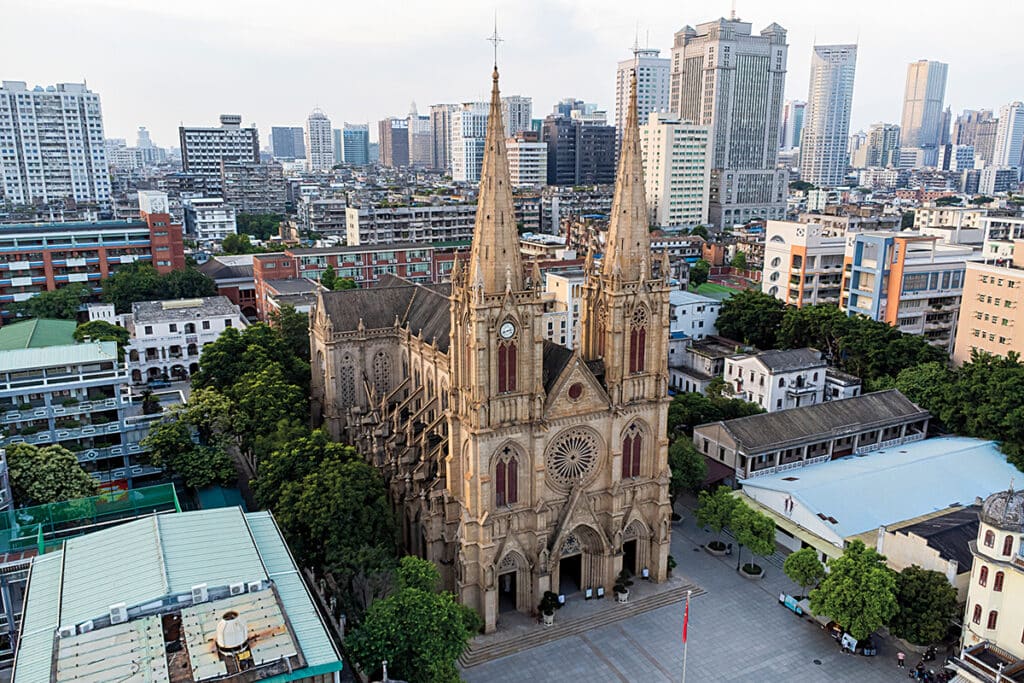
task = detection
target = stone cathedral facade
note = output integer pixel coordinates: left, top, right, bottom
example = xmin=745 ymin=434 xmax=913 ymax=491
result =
xmin=309 ymin=67 xmax=672 ymax=633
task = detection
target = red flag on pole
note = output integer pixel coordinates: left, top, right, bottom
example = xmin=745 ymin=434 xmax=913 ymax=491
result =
xmin=682 ymin=593 xmax=690 ymax=643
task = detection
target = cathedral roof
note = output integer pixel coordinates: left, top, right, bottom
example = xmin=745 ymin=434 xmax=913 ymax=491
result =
xmin=319 ymin=275 xmax=451 ymax=351
xmin=542 ymin=341 xmax=574 ymax=393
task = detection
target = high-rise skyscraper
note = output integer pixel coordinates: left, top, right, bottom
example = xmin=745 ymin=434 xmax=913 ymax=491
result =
xmin=899 ymin=60 xmax=949 ymax=166
xmin=0 ymin=81 xmax=111 ymax=204
xmin=501 ymin=96 xmax=533 ymax=138
xmin=799 ymin=44 xmax=857 ymax=187
xmin=615 ymin=48 xmax=670 ymax=144
xmin=342 ymin=123 xmax=369 ymax=165
xmin=429 ymin=104 xmax=457 ymax=171
xmin=541 ymin=113 xmax=616 ymax=186
xmin=974 ymin=119 xmax=999 ymax=166
xmin=332 ymin=129 xmax=343 ymax=164
xmin=670 ymin=18 xmax=789 ymax=229
xmin=993 ymin=102 xmax=1024 ymax=176
xmin=450 ymin=103 xmax=488 ymax=182
xmin=780 ymin=100 xmax=806 ymax=150
xmin=407 ymin=103 xmax=433 ymax=167
xmin=952 ymin=109 xmax=994 ymax=146
xmin=639 ymin=112 xmax=710 ymax=229
xmin=305 ymin=109 xmax=333 ymax=172
xmin=270 ymin=127 xmax=305 ymax=160
xmin=865 ymin=123 xmax=901 ymax=167
xmin=180 ymin=115 xmax=260 ymax=180
xmin=378 ymin=118 xmax=409 ymax=167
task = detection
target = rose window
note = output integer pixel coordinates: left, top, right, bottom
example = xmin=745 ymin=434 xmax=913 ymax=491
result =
xmin=545 ymin=427 xmax=600 ymax=487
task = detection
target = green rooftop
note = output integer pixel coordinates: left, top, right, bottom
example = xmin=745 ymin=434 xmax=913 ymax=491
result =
xmin=0 ymin=319 xmax=77 ymax=350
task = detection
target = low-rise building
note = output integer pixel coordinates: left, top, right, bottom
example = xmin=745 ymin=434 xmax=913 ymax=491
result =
xmin=543 ymin=270 xmax=585 ymax=349
xmin=299 ymin=198 xmax=348 ymax=237
xmin=345 ymin=202 xmax=476 ymax=245
xmin=11 ymin=506 xmax=344 ymax=683
xmin=198 ymin=255 xmax=258 ymax=319
xmin=669 ymin=336 xmax=751 ymax=395
xmin=220 ymin=161 xmax=288 ymax=215
xmin=125 ymin=297 xmax=247 ymax=382
xmin=184 ymin=198 xmax=237 ymax=246
xmin=762 ymin=219 xmax=849 ymax=307
xmin=914 ymin=204 xmax=989 ymax=231
xmin=953 ymin=239 xmax=1024 ymax=365
xmin=724 ymin=348 xmax=828 ymax=412
xmin=693 ymin=389 xmax=930 ymax=485
xmin=668 ymin=290 xmax=720 ymax=342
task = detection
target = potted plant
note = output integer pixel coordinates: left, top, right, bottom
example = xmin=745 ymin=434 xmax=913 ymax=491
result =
xmin=667 ymin=555 xmax=677 ymax=578
xmin=613 ymin=569 xmax=633 ymax=604
xmin=538 ymin=590 xmax=561 ymax=626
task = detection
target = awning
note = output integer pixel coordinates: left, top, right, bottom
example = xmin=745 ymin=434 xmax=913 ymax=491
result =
xmin=703 ymin=458 xmax=735 ymax=485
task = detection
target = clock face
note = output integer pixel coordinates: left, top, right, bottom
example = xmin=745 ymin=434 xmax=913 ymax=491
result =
xmin=499 ymin=321 xmax=516 ymax=339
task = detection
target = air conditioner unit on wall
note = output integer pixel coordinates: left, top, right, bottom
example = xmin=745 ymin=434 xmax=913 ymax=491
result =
xmin=247 ymin=581 xmax=262 ymax=593
xmin=191 ymin=584 xmax=209 ymax=604
xmin=109 ymin=603 xmax=128 ymax=625
xmin=229 ymin=582 xmax=245 ymax=596
xmin=58 ymin=625 xmax=76 ymax=638
xmin=78 ymin=620 xmax=94 ymax=634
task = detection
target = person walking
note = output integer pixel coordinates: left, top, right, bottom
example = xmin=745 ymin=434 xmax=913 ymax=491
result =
xmin=897 ymin=651 xmax=906 ymax=668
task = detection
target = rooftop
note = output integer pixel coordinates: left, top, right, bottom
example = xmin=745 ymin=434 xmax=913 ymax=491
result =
xmin=0 ymin=341 xmax=117 ymax=373
xmin=741 ymin=437 xmax=1020 ymax=539
xmin=285 ymin=241 xmax=449 ymax=256
xmin=745 ymin=348 xmax=826 ymax=373
xmin=265 ymin=278 xmax=319 ymax=295
xmin=0 ymin=319 xmax=77 ymax=350
xmin=894 ymin=505 xmax=980 ymax=571
xmin=668 ymin=290 xmax=721 ymax=307
xmin=0 ymin=219 xmax=147 ymax=234
xmin=132 ymin=297 xmax=243 ymax=324
xmin=13 ymin=507 xmax=342 ymax=683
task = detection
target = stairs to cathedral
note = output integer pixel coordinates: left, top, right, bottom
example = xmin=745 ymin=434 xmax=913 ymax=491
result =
xmin=459 ymin=580 xmax=705 ymax=668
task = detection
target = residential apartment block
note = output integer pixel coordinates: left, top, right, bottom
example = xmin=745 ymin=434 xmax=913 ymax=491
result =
xmin=345 ymin=202 xmax=476 ymax=245
xmin=220 ymin=161 xmax=287 ymax=215
xmin=183 ymin=198 xmax=237 ymax=245
xmin=304 ymin=109 xmax=333 ymax=172
xmin=762 ymin=219 xmax=847 ymax=306
xmin=179 ymin=114 xmax=260 ymax=180
xmin=0 ymin=81 xmax=111 ymax=205
xmin=506 ymin=132 xmax=548 ymax=187
xmin=668 ymin=290 xmax=720 ymax=341
xmin=639 ymin=113 xmax=710 ymax=229
xmin=615 ymin=48 xmax=670 ymax=145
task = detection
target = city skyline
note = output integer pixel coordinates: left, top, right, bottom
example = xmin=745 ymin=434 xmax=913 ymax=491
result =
xmin=6 ymin=0 xmax=1024 ymax=148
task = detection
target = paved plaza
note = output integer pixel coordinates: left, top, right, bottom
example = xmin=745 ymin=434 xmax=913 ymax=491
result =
xmin=462 ymin=501 xmax=917 ymax=683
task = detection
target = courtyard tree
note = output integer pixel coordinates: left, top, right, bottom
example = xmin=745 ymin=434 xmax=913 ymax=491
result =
xmin=395 ymin=556 xmax=441 ymax=593
xmin=269 ymin=303 xmax=310 ymax=362
xmin=666 ymin=389 xmax=763 ymax=438
xmin=696 ymin=485 xmax=738 ymax=551
xmin=236 ymin=213 xmax=283 ymax=240
xmin=714 ymin=289 xmax=786 ymax=349
xmin=689 ymin=259 xmax=710 ymax=287
xmin=141 ymin=415 xmax=236 ymax=489
xmin=319 ymin=264 xmax=338 ymax=291
xmin=10 ymin=283 xmax=91 ymax=320
xmin=74 ymin=320 xmax=130 ymax=353
xmin=101 ymin=262 xmax=216 ymax=313
xmin=6 ymin=443 xmax=98 ymax=505
xmin=776 ymin=304 xmax=850 ymax=359
xmin=783 ymin=547 xmax=826 ymax=596
xmin=730 ymin=250 xmax=748 ymax=270
xmin=889 ymin=565 xmax=959 ymax=646
xmin=730 ymin=502 xmax=776 ymax=574
xmin=668 ymin=439 xmax=707 ymax=504
xmin=809 ymin=540 xmax=898 ymax=641
xmin=253 ymin=429 xmax=358 ymax=510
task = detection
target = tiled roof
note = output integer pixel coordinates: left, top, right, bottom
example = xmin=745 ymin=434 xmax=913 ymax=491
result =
xmin=0 ymin=318 xmax=77 ymax=350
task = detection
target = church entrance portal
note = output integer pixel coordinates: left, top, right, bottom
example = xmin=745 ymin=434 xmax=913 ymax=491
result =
xmin=558 ymin=554 xmax=582 ymax=595
xmin=623 ymin=539 xmax=638 ymax=576
xmin=498 ymin=571 xmax=517 ymax=613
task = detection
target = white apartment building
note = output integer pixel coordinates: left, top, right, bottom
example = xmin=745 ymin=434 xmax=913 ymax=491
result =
xmin=126 ymin=297 xmax=247 ymax=382
xmin=865 ymin=122 xmax=901 ymax=167
xmin=979 ymin=167 xmax=1019 ymax=195
xmin=501 ymin=96 xmax=533 ymax=138
xmin=305 ymin=109 xmax=333 ymax=172
xmin=762 ymin=219 xmax=849 ymax=307
xmin=408 ymin=108 xmax=433 ymax=168
xmin=780 ymin=100 xmax=805 ymax=150
xmin=450 ymin=103 xmax=488 ymax=183
xmin=506 ymin=135 xmax=547 ymax=187
xmin=179 ymin=114 xmax=260 ymax=179
xmin=914 ymin=204 xmax=988 ymax=230
xmin=184 ymin=198 xmax=237 ymax=245
xmin=543 ymin=270 xmax=586 ymax=350
xmin=640 ymin=113 xmax=710 ymax=229
xmin=724 ymin=348 xmax=828 ymax=412
xmin=615 ymin=48 xmax=671 ymax=144
xmin=0 ymin=81 xmax=111 ymax=205
xmin=992 ymin=101 xmax=1024 ymax=174
xmin=345 ymin=202 xmax=477 ymax=245
xmin=669 ymin=290 xmax=720 ymax=341
xmin=799 ymin=45 xmax=858 ymax=187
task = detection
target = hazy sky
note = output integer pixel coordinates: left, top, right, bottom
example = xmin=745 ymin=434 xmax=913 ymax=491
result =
xmin=6 ymin=0 xmax=1023 ymax=147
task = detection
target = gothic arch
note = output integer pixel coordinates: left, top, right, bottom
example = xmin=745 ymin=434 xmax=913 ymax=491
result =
xmin=373 ymin=349 xmax=391 ymax=398
xmin=555 ymin=524 xmax=608 ymax=594
xmin=622 ymin=518 xmax=653 ymax=577
xmin=629 ymin=305 xmax=649 ymax=374
xmin=492 ymin=442 xmax=525 ymax=508
xmin=620 ymin=420 xmax=649 ymax=479
xmin=495 ymin=549 xmax=531 ymax=615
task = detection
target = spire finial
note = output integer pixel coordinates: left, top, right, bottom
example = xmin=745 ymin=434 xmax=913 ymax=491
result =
xmin=488 ymin=13 xmax=503 ymax=70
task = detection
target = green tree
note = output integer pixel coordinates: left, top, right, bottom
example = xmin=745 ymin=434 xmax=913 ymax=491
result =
xmin=789 ymin=180 xmax=816 ymax=192
xmin=935 ymin=195 xmax=962 ymax=206
xmin=689 ymin=225 xmax=709 ymax=239
xmin=689 ymin=259 xmax=710 ymax=287
xmin=730 ymin=250 xmax=748 ymax=270
xmin=396 ymin=556 xmax=441 ymax=593
xmin=715 ymin=289 xmax=786 ymax=348
xmin=668 ymin=439 xmax=707 ymax=502
xmin=141 ymin=415 xmax=236 ymax=489
xmin=74 ymin=320 xmax=130 ymax=358
xmin=696 ymin=486 xmax=738 ymax=549
xmin=889 ymin=565 xmax=958 ymax=645
xmin=6 ymin=443 xmax=98 ymax=505
xmin=666 ymin=388 xmax=764 ymax=437
xmin=730 ymin=502 xmax=776 ymax=572
xmin=101 ymin=262 xmax=216 ymax=313
xmin=10 ymin=283 xmax=91 ymax=320
xmin=969 ymin=195 xmax=994 ymax=205
xmin=222 ymin=233 xmax=257 ymax=255
xmin=319 ymin=264 xmax=338 ymax=291
xmin=777 ymin=304 xmax=850 ymax=358
xmin=901 ymin=210 xmax=915 ymax=229
xmin=809 ymin=540 xmax=898 ymax=641
xmin=253 ymin=429 xmax=357 ymax=510
xmin=783 ymin=547 xmax=826 ymax=595
xmin=162 ymin=267 xmax=217 ymax=299
xmin=346 ymin=586 xmax=478 ymax=683
xmin=269 ymin=304 xmax=310 ymax=362
xmin=336 ymin=277 xmax=357 ymax=290
xmin=193 ymin=323 xmax=309 ymax=394
xmin=236 ymin=213 xmax=283 ymax=240
xmin=230 ymin=365 xmax=306 ymax=457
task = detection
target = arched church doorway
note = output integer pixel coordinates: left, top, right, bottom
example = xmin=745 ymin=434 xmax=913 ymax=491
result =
xmin=496 ymin=552 xmax=529 ymax=616
xmin=555 ymin=525 xmax=606 ymax=597
xmin=623 ymin=539 xmax=638 ymax=576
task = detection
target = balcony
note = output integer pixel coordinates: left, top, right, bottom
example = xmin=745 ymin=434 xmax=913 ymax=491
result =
xmin=744 ymin=453 xmax=830 ymax=479
xmin=76 ymin=442 xmax=146 ymax=464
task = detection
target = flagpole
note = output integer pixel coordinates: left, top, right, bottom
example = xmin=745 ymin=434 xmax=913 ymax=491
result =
xmin=682 ymin=589 xmax=691 ymax=683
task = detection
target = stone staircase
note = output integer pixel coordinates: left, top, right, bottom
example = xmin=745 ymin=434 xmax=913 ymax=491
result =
xmin=459 ymin=581 xmax=705 ymax=668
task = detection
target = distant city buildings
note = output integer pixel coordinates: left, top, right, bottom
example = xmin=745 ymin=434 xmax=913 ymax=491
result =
xmin=506 ymin=131 xmax=548 ymax=187
xmin=429 ymin=103 xmax=457 ymax=171
xmin=450 ymin=102 xmax=488 ymax=183
xmin=865 ymin=123 xmax=901 ymax=167
xmin=305 ymin=109 xmax=333 ymax=172
xmin=220 ymin=161 xmax=287 ymax=215
xmin=179 ymin=114 xmax=260 ymax=182
xmin=345 ymin=202 xmax=477 ymax=245
xmin=378 ymin=117 xmax=409 ymax=167
xmin=670 ymin=18 xmax=789 ymax=229
xmin=332 ymin=128 xmax=343 ymax=164
xmin=342 ymin=123 xmax=370 ymax=165
xmin=899 ymin=60 xmax=949 ymax=167
xmin=0 ymin=81 xmax=111 ymax=205
xmin=639 ymin=112 xmax=710 ymax=229
xmin=615 ymin=48 xmax=670 ymax=145
xmin=270 ymin=126 xmax=305 ymax=160
xmin=799 ymin=44 xmax=858 ymax=187
xmin=992 ymin=101 xmax=1024 ymax=176
xmin=183 ymin=197 xmax=237 ymax=246
xmin=408 ymin=103 xmax=433 ymax=167
xmin=541 ymin=110 xmax=616 ymax=186
xmin=501 ymin=95 xmax=533 ymax=138
xmin=780 ymin=99 xmax=806 ymax=150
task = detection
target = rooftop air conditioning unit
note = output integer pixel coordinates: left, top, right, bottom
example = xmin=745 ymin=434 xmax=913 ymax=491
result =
xmin=191 ymin=583 xmax=209 ymax=604
xmin=229 ymin=582 xmax=245 ymax=596
xmin=247 ymin=581 xmax=262 ymax=593
xmin=78 ymin=620 xmax=94 ymax=634
xmin=109 ymin=603 xmax=128 ymax=625
xmin=58 ymin=625 xmax=76 ymax=638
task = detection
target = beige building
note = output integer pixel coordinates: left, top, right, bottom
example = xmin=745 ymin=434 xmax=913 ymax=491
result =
xmin=952 ymin=489 xmax=1024 ymax=683
xmin=309 ymin=69 xmax=672 ymax=633
xmin=761 ymin=219 xmax=849 ymax=307
xmin=953 ymin=239 xmax=1024 ymax=365
xmin=639 ymin=112 xmax=710 ymax=229
xmin=913 ymin=204 xmax=988 ymax=231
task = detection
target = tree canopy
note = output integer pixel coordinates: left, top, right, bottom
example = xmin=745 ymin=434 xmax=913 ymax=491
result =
xmin=319 ymin=264 xmax=338 ymax=291
xmin=7 ymin=443 xmax=98 ymax=505
xmin=730 ymin=502 xmax=776 ymax=570
xmin=715 ymin=289 xmax=786 ymax=349
xmin=141 ymin=408 xmax=236 ymax=489
xmin=689 ymin=259 xmax=710 ymax=287
xmin=730 ymin=250 xmax=748 ymax=270
xmin=789 ymin=180 xmax=816 ymax=192
xmin=783 ymin=547 xmax=826 ymax=594
xmin=889 ymin=565 xmax=958 ymax=645
xmin=668 ymin=439 xmax=707 ymax=501
xmin=809 ymin=540 xmax=898 ymax=641
xmin=74 ymin=320 xmax=129 ymax=357
xmin=667 ymin=388 xmax=764 ymax=437
xmin=101 ymin=262 xmax=216 ymax=313
xmin=696 ymin=486 xmax=738 ymax=544
xmin=236 ymin=213 xmax=282 ymax=240
xmin=9 ymin=283 xmax=91 ymax=320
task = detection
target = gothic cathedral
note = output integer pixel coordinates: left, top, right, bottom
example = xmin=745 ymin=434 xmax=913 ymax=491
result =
xmin=309 ymin=66 xmax=672 ymax=633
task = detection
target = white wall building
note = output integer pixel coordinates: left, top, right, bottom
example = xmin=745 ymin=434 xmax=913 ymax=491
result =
xmin=992 ymin=101 xmax=1024 ymax=176
xmin=126 ymin=297 xmax=247 ymax=382
xmin=501 ymin=96 xmax=533 ymax=138
xmin=0 ymin=81 xmax=111 ymax=205
xmin=183 ymin=198 xmax=237 ymax=245
xmin=615 ymin=48 xmax=670 ymax=145
xmin=725 ymin=348 xmax=828 ymax=412
xmin=799 ymin=44 xmax=858 ymax=187
xmin=780 ymin=100 xmax=806 ymax=150
xmin=506 ymin=135 xmax=548 ymax=187
xmin=179 ymin=114 xmax=260 ymax=179
xmin=762 ymin=219 xmax=849 ymax=306
xmin=543 ymin=270 xmax=586 ymax=350
xmin=305 ymin=109 xmax=333 ymax=172
xmin=668 ymin=290 xmax=720 ymax=341
xmin=639 ymin=113 xmax=710 ymax=229
xmin=450 ymin=103 xmax=488 ymax=183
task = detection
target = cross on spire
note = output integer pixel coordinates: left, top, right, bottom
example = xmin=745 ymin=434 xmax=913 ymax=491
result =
xmin=487 ymin=15 xmax=503 ymax=69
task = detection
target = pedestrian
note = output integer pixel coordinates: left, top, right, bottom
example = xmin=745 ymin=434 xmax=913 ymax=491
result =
xmin=898 ymin=651 xmax=906 ymax=668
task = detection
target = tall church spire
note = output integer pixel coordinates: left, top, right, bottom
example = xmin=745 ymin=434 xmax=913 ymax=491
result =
xmin=466 ymin=67 xmax=523 ymax=295
xmin=602 ymin=69 xmax=650 ymax=281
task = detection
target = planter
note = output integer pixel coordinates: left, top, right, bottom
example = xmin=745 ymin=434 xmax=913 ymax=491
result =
xmin=615 ymin=589 xmax=629 ymax=604
xmin=542 ymin=611 xmax=555 ymax=626
xmin=705 ymin=541 xmax=728 ymax=557
xmin=740 ymin=563 xmax=764 ymax=580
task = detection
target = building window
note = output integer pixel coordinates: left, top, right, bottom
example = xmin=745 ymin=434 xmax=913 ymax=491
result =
xmin=778 ymin=377 xmax=785 ymax=388
xmin=169 ymin=324 xmax=177 ymax=332
xmin=629 ymin=307 xmax=648 ymax=374
xmin=225 ymin=319 xmax=233 ymax=328
xmin=1003 ymin=535 xmax=1014 ymax=556
xmin=144 ymin=325 xmax=153 ymax=335
xmin=994 ymin=571 xmax=1004 ymax=592
xmin=979 ymin=566 xmax=988 ymax=586
xmin=987 ymin=611 xmax=998 ymax=630
xmin=621 ymin=423 xmax=643 ymax=479
xmin=494 ymin=446 xmax=519 ymax=507
xmin=202 ymin=320 xmax=210 ymax=330
xmin=972 ymin=604 xmax=982 ymax=624
xmin=984 ymin=530 xmax=995 ymax=547
xmin=497 ymin=341 xmax=517 ymax=393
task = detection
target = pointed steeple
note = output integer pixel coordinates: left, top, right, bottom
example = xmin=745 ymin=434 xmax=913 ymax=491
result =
xmin=466 ymin=67 xmax=523 ymax=295
xmin=602 ymin=69 xmax=650 ymax=281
